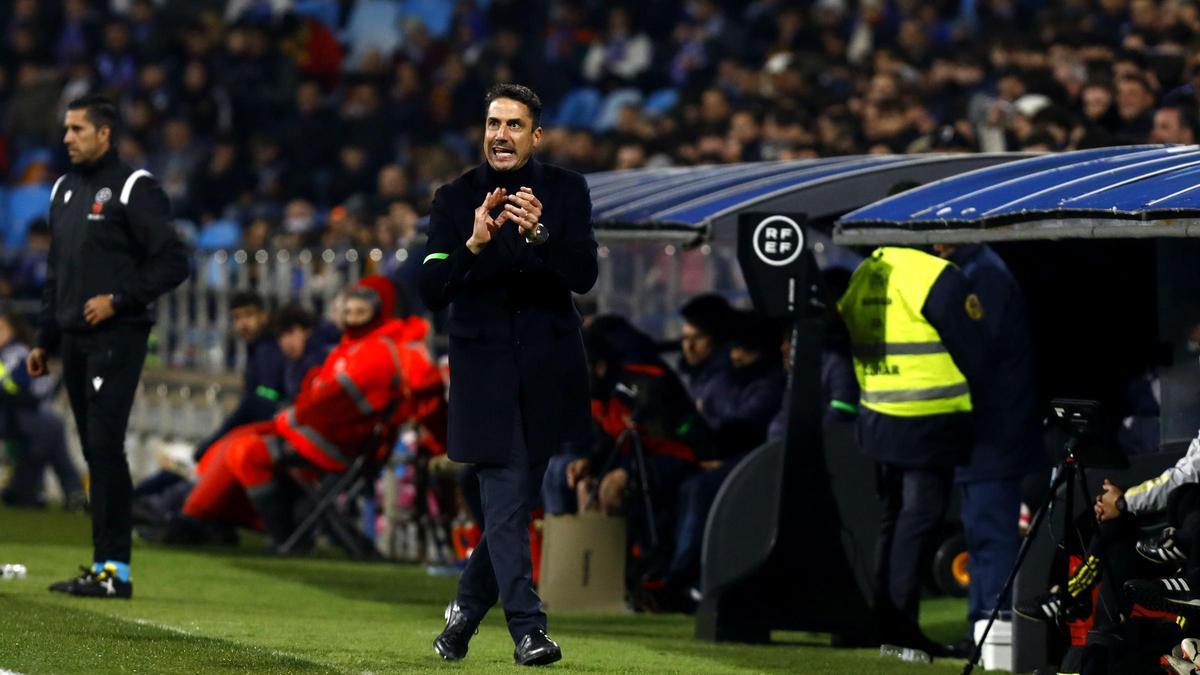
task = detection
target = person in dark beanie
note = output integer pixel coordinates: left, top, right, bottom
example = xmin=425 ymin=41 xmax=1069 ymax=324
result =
xmin=639 ymin=309 xmax=786 ymax=612
xmin=677 ymin=293 xmax=734 ymax=411
xmin=702 ymin=311 xmax=787 ymax=456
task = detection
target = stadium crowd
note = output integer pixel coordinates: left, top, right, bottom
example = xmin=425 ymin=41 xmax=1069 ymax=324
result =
xmin=10 ymin=0 xmax=1200 ymax=671
xmin=2 ymin=0 xmax=1200 ymax=297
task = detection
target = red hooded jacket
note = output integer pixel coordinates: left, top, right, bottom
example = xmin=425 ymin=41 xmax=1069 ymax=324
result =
xmin=275 ymin=277 xmax=446 ymax=471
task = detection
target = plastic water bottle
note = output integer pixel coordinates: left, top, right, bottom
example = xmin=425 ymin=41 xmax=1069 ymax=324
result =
xmin=2 ymin=564 xmax=27 ymax=579
xmin=879 ymin=644 xmax=932 ymax=664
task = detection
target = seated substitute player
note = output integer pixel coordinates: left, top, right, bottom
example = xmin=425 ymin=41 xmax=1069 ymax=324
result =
xmin=1017 ymin=427 xmax=1200 ymax=626
xmin=543 ymin=315 xmax=707 ymax=565
xmin=176 ymin=276 xmax=446 ymax=549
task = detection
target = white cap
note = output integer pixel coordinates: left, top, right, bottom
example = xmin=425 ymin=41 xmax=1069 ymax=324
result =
xmin=1014 ymin=94 xmax=1052 ymax=118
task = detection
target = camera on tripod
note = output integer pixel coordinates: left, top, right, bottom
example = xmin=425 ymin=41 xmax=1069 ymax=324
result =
xmin=964 ymin=397 xmax=1129 ymax=674
xmin=1046 ymin=398 xmax=1129 ymax=470
xmin=1049 ymin=398 xmax=1101 ymax=436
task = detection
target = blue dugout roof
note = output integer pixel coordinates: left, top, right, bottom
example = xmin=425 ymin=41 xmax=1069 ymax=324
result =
xmin=835 ymin=145 xmax=1200 ymax=244
xmin=584 ymin=153 xmax=1028 ymax=240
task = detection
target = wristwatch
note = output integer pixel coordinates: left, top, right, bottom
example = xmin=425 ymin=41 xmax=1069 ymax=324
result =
xmin=524 ymin=222 xmax=548 ymax=246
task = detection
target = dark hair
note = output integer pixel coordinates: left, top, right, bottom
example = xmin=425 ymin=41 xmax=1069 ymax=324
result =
xmin=0 ymin=310 xmax=34 ymax=347
xmin=1159 ymin=104 xmax=1200 ymax=139
xmin=230 ymin=290 xmax=265 ymax=311
xmin=1021 ymin=130 xmax=1059 ymax=150
xmin=272 ymin=304 xmax=316 ymax=334
xmin=1032 ymin=105 xmax=1075 ymax=131
xmin=728 ymin=310 xmax=784 ymax=359
xmin=66 ymin=93 xmax=119 ymax=134
xmin=485 ymin=83 xmax=542 ymax=128
xmin=1117 ymin=73 xmax=1155 ymax=96
xmin=1115 ymin=50 xmax=1149 ymax=70
xmin=679 ymin=293 xmax=733 ymax=343
xmin=584 ymin=314 xmax=661 ymax=367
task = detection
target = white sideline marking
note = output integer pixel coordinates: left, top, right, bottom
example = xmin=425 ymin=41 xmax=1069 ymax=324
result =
xmin=2 ymin=669 xmax=27 ymax=675
xmin=131 ymin=618 xmax=194 ymax=636
xmin=128 ymin=619 xmax=322 ymax=666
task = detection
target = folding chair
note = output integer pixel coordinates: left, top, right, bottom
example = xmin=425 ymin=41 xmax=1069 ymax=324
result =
xmin=274 ymin=339 xmax=442 ymax=559
xmin=277 ymin=401 xmax=402 ymax=558
xmin=278 ymin=451 xmax=382 ymax=558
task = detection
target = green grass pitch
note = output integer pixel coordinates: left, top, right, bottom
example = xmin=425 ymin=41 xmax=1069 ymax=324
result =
xmin=0 ymin=506 xmax=996 ymax=673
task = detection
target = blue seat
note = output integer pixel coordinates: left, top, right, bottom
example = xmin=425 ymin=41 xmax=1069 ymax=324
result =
xmin=342 ymin=0 xmax=403 ymax=66
xmin=593 ymin=88 xmax=644 ymax=132
xmin=294 ymin=0 xmax=340 ymax=29
xmin=401 ymin=0 xmax=455 ymax=38
xmin=5 ymin=184 xmax=51 ymax=249
xmin=195 ymin=218 xmax=241 ymax=252
xmin=643 ymin=88 xmax=680 ymax=117
xmin=553 ymin=87 xmax=602 ymax=130
xmin=0 ymin=188 xmax=8 ymax=242
xmin=10 ymin=147 xmax=53 ymax=182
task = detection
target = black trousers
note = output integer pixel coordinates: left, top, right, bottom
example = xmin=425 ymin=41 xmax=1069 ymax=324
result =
xmin=455 ymin=405 xmax=548 ymax=643
xmin=61 ymin=323 xmax=148 ymax=565
xmin=874 ymin=462 xmax=953 ymax=625
xmin=1 ymin=407 xmax=82 ymax=503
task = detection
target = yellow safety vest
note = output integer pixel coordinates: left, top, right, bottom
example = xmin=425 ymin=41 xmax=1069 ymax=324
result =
xmin=838 ymin=247 xmax=972 ymax=418
xmin=0 ymin=360 xmax=19 ymax=395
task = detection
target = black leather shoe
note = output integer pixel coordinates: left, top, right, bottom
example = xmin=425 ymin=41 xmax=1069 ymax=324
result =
xmin=514 ymin=629 xmax=562 ymax=666
xmin=433 ymin=601 xmax=476 ymax=661
xmin=944 ymin=638 xmax=974 ymax=659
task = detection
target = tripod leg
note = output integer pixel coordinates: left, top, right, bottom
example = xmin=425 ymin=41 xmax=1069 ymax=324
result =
xmin=582 ymin=431 xmax=631 ymax=512
xmin=962 ymin=466 xmax=1070 ymax=675
xmin=630 ymin=434 xmax=659 ymax=550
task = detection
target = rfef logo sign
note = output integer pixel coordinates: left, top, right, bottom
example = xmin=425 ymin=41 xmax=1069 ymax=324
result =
xmin=752 ymin=215 xmax=805 ymax=267
xmin=737 ymin=212 xmax=816 ymax=318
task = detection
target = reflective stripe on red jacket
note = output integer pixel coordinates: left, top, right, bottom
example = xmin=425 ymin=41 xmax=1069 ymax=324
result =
xmin=275 ymin=316 xmax=446 ymax=470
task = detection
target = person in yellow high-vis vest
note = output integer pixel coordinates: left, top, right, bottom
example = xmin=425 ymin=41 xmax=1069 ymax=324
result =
xmin=839 ymin=246 xmax=989 ymax=656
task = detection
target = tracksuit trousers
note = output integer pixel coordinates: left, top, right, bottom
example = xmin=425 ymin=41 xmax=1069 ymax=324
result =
xmin=60 ymin=323 xmax=148 ymax=565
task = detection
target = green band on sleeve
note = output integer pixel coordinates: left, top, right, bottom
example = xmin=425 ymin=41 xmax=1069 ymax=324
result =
xmin=676 ymin=418 xmax=694 ymax=437
xmin=829 ymin=400 xmax=859 ymax=414
xmin=423 ymin=252 xmax=450 ymax=264
xmin=255 ymin=386 xmax=281 ymax=402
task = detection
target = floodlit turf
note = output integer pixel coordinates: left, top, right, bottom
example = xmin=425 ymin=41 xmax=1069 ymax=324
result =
xmin=0 ymin=506 xmax=996 ymax=674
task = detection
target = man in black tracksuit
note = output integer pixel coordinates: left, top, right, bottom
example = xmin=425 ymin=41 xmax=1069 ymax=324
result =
xmin=29 ymin=94 xmax=190 ymax=599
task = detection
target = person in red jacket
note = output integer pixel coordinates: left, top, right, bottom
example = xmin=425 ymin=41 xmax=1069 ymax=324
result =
xmin=179 ymin=276 xmax=446 ymax=548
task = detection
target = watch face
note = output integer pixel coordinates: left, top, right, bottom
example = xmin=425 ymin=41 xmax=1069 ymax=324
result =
xmin=524 ymin=223 xmax=547 ymax=244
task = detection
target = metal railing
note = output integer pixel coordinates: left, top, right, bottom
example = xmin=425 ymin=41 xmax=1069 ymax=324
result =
xmin=149 ymin=239 xmax=746 ymax=372
xmin=24 ymin=236 xmax=749 ymax=519
xmin=155 ymin=247 xmax=370 ymax=373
